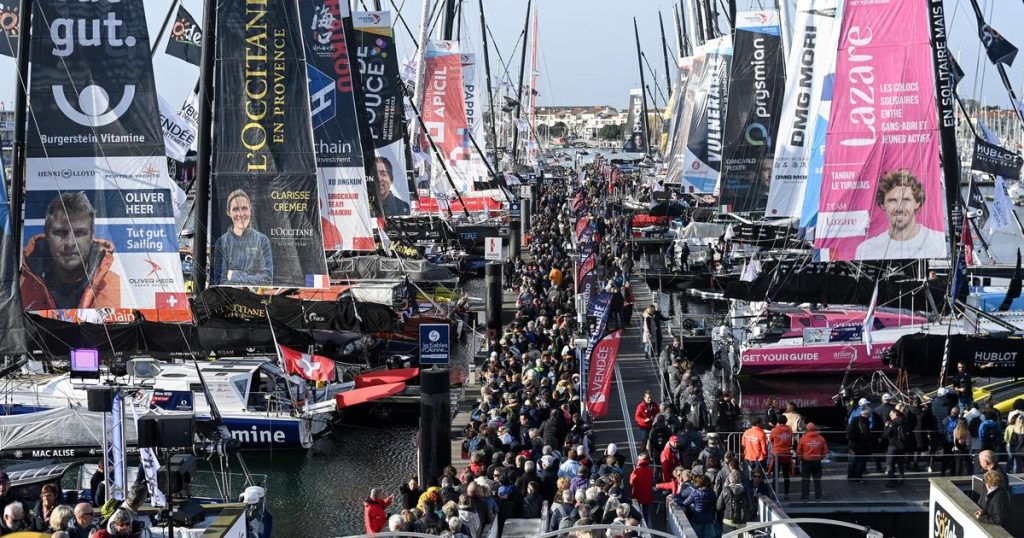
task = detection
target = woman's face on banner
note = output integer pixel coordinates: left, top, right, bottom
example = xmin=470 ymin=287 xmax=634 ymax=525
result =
xmin=229 ymin=195 xmax=252 ymax=232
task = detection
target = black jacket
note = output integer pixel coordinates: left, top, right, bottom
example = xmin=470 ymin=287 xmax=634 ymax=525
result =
xmin=977 ymin=485 xmax=1010 ymax=525
xmin=847 ymin=416 xmax=872 ymax=454
xmin=522 ymin=493 xmax=544 ymax=518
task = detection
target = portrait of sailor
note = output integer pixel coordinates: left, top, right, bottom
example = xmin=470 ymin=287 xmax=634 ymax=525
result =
xmin=376 ymin=156 xmax=410 ymax=216
xmin=21 ymin=192 xmax=121 ymax=310
xmin=212 ymin=189 xmax=273 ymax=286
xmin=855 ymin=170 xmax=946 ymax=260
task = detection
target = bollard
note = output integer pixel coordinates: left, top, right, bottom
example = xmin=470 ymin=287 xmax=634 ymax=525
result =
xmin=521 ymin=203 xmax=532 ymax=247
xmin=417 ymin=368 xmax=451 ymax=487
xmin=485 ymin=262 xmax=503 ymax=340
xmin=509 ymin=223 xmax=521 ymax=260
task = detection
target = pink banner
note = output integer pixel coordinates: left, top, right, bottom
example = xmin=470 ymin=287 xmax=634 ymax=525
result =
xmin=815 ymin=0 xmax=947 ymax=261
xmin=576 ymin=217 xmax=589 ymax=239
xmin=421 ymin=41 xmax=471 ymax=190
xmin=586 ymin=329 xmax=623 ymax=418
xmin=578 ymin=253 xmax=595 ymax=287
xmin=740 ymin=342 xmax=894 ymax=376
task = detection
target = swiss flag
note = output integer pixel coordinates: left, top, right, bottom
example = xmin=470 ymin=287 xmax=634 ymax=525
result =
xmin=155 ymin=292 xmax=188 ymax=311
xmin=277 ymin=345 xmax=336 ymax=382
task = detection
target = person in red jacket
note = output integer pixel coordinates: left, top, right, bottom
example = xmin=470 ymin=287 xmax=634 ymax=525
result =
xmin=742 ymin=417 xmax=769 ymax=475
xmin=629 ymin=452 xmax=655 ymax=525
xmin=796 ymin=423 xmax=830 ymax=501
xmin=634 ymin=391 xmax=660 ymax=450
xmin=768 ymin=418 xmax=794 ymax=497
xmin=660 ymin=434 xmax=682 ymax=480
xmin=363 ymin=488 xmax=394 ymax=533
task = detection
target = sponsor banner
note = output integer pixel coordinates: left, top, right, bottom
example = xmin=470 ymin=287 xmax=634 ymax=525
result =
xmin=578 ymin=252 xmax=595 ymax=285
xmin=586 ymin=290 xmax=613 ymax=322
xmin=0 ymin=3 xmax=18 ymax=58
xmin=815 ymin=0 xmax=947 ymax=261
xmin=622 ymin=89 xmax=647 ymax=152
xmin=990 ymin=175 xmax=1015 ymax=234
xmin=579 ymin=270 xmax=595 ymax=311
xmin=158 ymin=94 xmax=195 ymax=162
xmin=165 ymin=4 xmax=202 ymax=66
xmin=662 ymin=56 xmax=692 ymax=159
xmin=585 ymin=329 xmax=623 ymax=418
xmin=767 ymin=0 xmax=842 ymax=218
xmin=718 ymin=11 xmax=786 ymax=213
xmin=352 ymin=11 xmax=411 ymax=216
xmin=682 ymin=37 xmax=733 ymax=193
xmin=179 ymin=83 xmax=200 ymax=152
xmin=24 ymin=0 xmax=187 ymax=320
xmin=299 ymin=0 xmax=375 ymax=251
xmin=966 ymin=176 xmax=990 ymax=230
xmin=741 ymin=342 xmax=892 ymax=375
xmin=212 ymin=0 xmax=329 ymax=287
xmin=461 ymin=52 xmax=493 ymax=190
xmin=575 ymin=217 xmax=589 ymax=240
xmin=422 ymin=40 xmax=473 ymax=193
xmin=664 ymin=56 xmax=697 ymax=191
xmin=971 ymin=137 xmax=1023 ymax=179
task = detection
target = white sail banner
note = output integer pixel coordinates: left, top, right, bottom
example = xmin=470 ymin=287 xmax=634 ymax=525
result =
xmin=767 ymin=0 xmax=842 ymax=219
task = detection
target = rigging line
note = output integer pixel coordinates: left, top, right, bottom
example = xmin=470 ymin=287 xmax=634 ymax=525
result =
xmin=388 ymin=0 xmax=419 ymax=44
xmin=640 ymin=52 xmax=669 ymax=105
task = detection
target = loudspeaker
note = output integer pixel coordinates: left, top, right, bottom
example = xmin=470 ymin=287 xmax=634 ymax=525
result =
xmin=158 ymin=454 xmax=197 ymax=494
xmin=169 ymin=499 xmax=206 ymax=527
xmin=138 ymin=415 xmax=195 ymax=448
xmin=86 ymin=387 xmax=113 ymax=413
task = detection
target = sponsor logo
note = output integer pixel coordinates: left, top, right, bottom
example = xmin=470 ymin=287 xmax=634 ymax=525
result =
xmin=0 ymin=4 xmax=18 ymax=38
xmin=170 ymin=15 xmax=202 ymax=47
xmin=307 ymin=64 xmax=336 ymax=129
xmin=745 ymin=123 xmax=771 ymax=146
xmin=53 ymin=84 xmax=136 ymax=127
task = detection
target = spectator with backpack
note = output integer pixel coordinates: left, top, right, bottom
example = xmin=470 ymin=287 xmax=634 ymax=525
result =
xmin=716 ymin=470 xmax=752 ymax=533
xmin=978 ymin=410 xmax=1002 ymax=454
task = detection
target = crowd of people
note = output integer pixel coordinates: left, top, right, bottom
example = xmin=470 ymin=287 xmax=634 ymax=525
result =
xmin=0 ymin=468 xmax=151 ymax=537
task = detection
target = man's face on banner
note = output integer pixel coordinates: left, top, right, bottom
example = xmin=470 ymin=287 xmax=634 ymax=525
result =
xmin=882 ymin=185 xmax=921 ymax=233
xmin=46 ymin=211 xmax=94 ymax=275
xmin=376 ymin=159 xmax=393 ymax=199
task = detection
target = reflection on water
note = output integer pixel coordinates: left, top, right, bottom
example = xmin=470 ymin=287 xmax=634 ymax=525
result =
xmin=241 ymin=424 xmax=418 ymax=536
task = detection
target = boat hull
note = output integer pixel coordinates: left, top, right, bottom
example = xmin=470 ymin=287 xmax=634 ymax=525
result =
xmin=740 ymin=342 xmax=895 ymax=375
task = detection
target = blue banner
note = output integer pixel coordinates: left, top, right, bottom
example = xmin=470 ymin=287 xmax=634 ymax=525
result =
xmin=419 ymin=323 xmax=450 ymax=365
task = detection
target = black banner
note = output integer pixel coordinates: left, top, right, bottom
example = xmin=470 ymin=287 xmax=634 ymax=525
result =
xmin=980 ymin=23 xmax=1018 ymax=67
xmin=0 ymin=157 xmax=25 ymax=353
xmin=967 ymin=177 xmax=991 ymax=229
xmin=212 ymin=0 xmax=328 ymax=288
xmin=27 ymin=0 xmax=163 ymax=158
xmin=887 ymin=333 xmax=1024 ymax=377
xmin=971 ymin=136 xmax=1023 ymax=179
xmin=165 ymin=4 xmax=202 ymax=66
xmin=718 ymin=15 xmax=786 ymax=213
xmin=622 ymin=91 xmax=647 ymax=152
xmin=350 ymin=11 xmax=411 ymax=216
xmin=0 ymin=3 xmax=18 ymax=58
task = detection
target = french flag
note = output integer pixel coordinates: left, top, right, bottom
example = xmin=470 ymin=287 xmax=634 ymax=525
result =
xmin=305 ymin=274 xmax=329 ymax=288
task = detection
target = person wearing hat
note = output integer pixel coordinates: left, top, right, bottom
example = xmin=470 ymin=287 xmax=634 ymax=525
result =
xmin=0 ymin=472 xmax=13 ymax=516
xmin=847 ymin=397 xmax=875 ymax=427
xmin=768 ymin=418 xmax=794 ymax=497
xmin=874 ymin=394 xmax=895 ymax=474
xmin=629 ymin=452 xmax=655 ymax=526
xmin=660 ymin=435 xmax=682 ymax=481
xmin=796 ymin=423 xmax=829 ymax=500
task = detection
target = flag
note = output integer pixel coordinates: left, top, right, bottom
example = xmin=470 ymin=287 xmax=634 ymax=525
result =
xmin=968 ymin=176 xmax=991 ymax=230
xmin=863 ymin=282 xmax=879 ymax=355
xmin=950 ymin=54 xmax=966 ymax=87
xmin=978 ymin=120 xmax=1001 ymax=145
xmin=165 ymin=5 xmax=203 ymax=66
xmin=961 ymin=215 xmax=975 ymax=266
xmin=1000 ymin=249 xmax=1022 ymax=311
xmin=980 ymin=24 xmax=1018 ymax=66
xmin=277 ymin=344 xmax=336 ymax=382
xmin=0 ymin=4 xmax=17 ymax=58
xmin=990 ymin=175 xmax=1014 ymax=233
xmin=585 ymin=329 xmax=623 ymax=419
xmin=740 ymin=258 xmax=761 ymax=282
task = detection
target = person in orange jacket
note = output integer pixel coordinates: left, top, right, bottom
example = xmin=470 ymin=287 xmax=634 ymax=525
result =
xmin=796 ymin=422 xmax=830 ymax=500
xmin=363 ymin=488 xmax=394 ymax=533
xmin=742 ymin=417 xmax=768 ymax=475
xmin=634 ymin=391 xmax=660 ymax=450
xmin=768 ymin=418 xmax=794 ymax=497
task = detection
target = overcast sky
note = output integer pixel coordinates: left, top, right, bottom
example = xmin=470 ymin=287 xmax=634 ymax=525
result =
xmin=1 ymin=0 xmax=1023 ymax=113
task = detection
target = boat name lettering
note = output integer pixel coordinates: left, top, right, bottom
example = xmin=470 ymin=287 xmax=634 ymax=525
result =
xmin=32 ymin=449 xmax=76 ymax=458
xmin=231 ymin=426 xmax=287 ymax=444
xmin=746 ymin=352 xmax=819 ymax=362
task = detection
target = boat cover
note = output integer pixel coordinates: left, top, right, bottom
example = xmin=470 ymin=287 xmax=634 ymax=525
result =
xmin=328 ymin=255 xmax=456 ymax=282
xmin=885 ymin=333 xmax=1024 ymax=376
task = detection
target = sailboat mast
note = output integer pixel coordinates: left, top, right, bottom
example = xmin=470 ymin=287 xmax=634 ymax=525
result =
xmin=674 ymin=3 xmax=688 ymax=58
xmin=633 ymin=18 xmax=652 ymax=156
xmin=150 ymin=0 xmax=180 ymax=56
xmin=510 ymin=0 xmax=532 ymax=167
xmin=10 ymin=0 xmax=32 ymax=252
xmin=478 ymin=0 xmax=499 ymax=165
xmin=193 ymin=0 xmax=218 ymax=292
xmin=441 ymin=0 xmax=458 ymax=40
xmin=528 ymin=4 xmax=539 ymax=156
xmin=409 ymin=0 xmax=433 ymax=147
xmin=775 ymin=0 xmax=791 ymax=61
xmin=659 ymin=12 xmax=673 ymax=93
xmin=928 ymin=0 xmax=962 ymax=260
